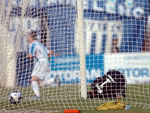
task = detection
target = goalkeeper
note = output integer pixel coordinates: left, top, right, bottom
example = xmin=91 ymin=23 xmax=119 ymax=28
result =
xmin=24 ymin=30 xmax=55 ymax=100
xmin=87 ymin=70 xmax=126 ymax=99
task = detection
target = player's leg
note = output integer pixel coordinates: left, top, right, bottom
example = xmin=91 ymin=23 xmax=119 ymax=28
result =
xmin=39 ymin=75 xmax=55 ymax=87
xmin=31 ymin=76 xmax=40 ymax=99
xmin=31 ymin=61 xmax=41 ymax=99
xmin=36 ymin=59 xmax=55 ymax=87
xmin=39 ymin=75 xmax=62 ymax=87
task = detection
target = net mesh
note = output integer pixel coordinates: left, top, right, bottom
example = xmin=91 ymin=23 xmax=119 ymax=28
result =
xmin=0 ymin=0 xmax=150 ymax=112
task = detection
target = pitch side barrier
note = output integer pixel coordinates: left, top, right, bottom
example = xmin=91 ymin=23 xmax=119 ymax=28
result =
xmin=16 ymin=52 xmax=150 ymax=86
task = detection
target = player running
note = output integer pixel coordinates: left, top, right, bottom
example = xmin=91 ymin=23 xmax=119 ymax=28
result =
xmin=24 ymin=30 xmax=55 ymax=100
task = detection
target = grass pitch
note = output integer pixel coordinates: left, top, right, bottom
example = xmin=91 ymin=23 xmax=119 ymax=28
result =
xmin=0 ymin=84 xmax=150 ymax=113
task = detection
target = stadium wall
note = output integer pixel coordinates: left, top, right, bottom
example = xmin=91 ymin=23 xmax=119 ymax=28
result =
xmin=47 ymin=53 xmax=150 ymax=84
xmin=16 ymin=53 xmax=150 ymax=86
xmin=104 ymin=53 xmax=150 ymax=84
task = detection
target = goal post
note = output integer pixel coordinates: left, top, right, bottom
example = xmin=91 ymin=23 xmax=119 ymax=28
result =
xmin=77 ymin=0 xmax=87 ymax=99
xmin=0 ymin=0 xmax=29 ymax=88
xmin=0 ymin=26 xmax=16 ymax=88
xmin=0 ymin=0 xmax=16 ymax=88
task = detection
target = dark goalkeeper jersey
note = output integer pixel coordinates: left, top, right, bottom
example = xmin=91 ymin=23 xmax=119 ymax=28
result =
xmin=88 ymin=70 xmax=126 ymax=99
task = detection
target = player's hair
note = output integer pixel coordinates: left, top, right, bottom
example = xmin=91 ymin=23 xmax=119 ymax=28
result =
xmin=29 ymin=30 xmax=37 ymax=39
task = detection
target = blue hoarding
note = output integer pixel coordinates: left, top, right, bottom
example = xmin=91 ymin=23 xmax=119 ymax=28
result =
xmin=17 ymin=53 xmax=104 ymax=86
xmin=49 ymin=54 xmax=104 ymax=84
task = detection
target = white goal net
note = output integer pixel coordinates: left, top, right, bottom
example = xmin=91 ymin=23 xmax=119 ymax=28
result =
xmin=0 ymin=0 xmax=150 ymax=112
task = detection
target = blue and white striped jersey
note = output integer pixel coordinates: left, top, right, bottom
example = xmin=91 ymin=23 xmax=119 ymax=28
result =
xmin=29 ymin=41 xmax=50 ymax=60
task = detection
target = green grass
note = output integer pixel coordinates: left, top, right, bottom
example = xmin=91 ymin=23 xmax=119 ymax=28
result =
xmin=0 ymin=84 xmax=150 ymax=113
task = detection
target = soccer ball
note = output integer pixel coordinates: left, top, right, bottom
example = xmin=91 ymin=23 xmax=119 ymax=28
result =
xmin=8 ymin=91 xmax=22 ymax=104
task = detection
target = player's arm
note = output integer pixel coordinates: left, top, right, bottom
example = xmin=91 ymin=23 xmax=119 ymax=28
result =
xmin=48 ymin=50 xmax=54 ymax=57
xmin=27 ymin=54 xmax=34 ymax=59
xmin=23 ymin=31 xmax=34 ymax=58
xmin=47 ymin=49 xmax=60 ymax=58
xmin=27 ymin=43 xmax=35 ymax=59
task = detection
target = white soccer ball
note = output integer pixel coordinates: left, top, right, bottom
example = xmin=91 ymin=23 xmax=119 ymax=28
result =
xmin=8 ymin=91 xmax=22 ymax=104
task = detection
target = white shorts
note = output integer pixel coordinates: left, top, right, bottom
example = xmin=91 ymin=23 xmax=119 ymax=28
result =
xmin=31 ymin=59 xmax=49 ymax=80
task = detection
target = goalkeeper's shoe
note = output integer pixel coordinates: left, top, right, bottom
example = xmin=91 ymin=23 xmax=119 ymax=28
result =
xmin=32 ymin=96 xmax=40 ymax=100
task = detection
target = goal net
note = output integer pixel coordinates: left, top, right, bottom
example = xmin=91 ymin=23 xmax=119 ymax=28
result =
xmin=0 ymin=0 xmax=150 ymax=112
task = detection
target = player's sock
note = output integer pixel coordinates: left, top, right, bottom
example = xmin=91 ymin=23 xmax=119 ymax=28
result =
xmin=39 ymin=79 xmax=55 ymax=87
xmin=32 ymin=81 xmax=40 ymax=97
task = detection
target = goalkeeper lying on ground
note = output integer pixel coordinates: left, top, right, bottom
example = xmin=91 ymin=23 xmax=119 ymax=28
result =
xmin=87 ymin=70 xmax=126 ymax=99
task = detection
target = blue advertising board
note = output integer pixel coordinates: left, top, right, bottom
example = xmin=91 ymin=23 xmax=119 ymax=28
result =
xmin=16 ymin=53 xmax=104 ymax=86
xmin=49 ymin=54 xmax=104 ymax=84
xmin=104 ymin=53 xmax=150 ymax=84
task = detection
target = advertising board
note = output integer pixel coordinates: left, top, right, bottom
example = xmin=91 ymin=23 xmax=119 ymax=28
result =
xmin=104 ymin=53 xmax=150 ymax=84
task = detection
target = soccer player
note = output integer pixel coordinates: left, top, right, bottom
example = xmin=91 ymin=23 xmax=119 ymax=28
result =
xmin=24 ymin=30 xmax=54 ymax=100
xmin=87 ymin=70 xmax=126 ymax=99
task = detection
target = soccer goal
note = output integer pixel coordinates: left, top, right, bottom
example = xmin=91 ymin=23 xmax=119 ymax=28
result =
xmin=0 ymin=0 xmax=150 ymax=112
